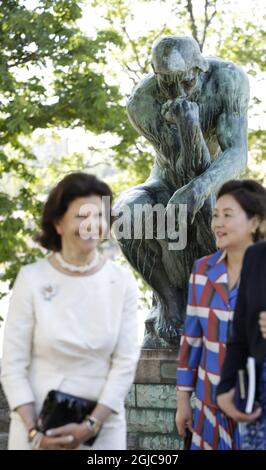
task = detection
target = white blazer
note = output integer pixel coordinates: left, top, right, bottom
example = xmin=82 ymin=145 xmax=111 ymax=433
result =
xmin=1 ymin=258 xmax=140 ymax=450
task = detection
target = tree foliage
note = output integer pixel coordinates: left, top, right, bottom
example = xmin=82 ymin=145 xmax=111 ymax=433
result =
xmin=91 ymin=0 xmax=265 ymax=180
xmin=0 ymin=0 xmax=125 ymax=293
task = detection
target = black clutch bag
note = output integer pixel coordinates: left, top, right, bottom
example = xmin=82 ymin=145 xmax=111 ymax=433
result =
xmin=37 ymin=390 xmax=98 ymax=446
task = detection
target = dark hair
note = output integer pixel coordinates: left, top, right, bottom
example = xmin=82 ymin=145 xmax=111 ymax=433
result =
xmin=36 ymin=172 xmax=113 ymax=251
xmin=217 ymin=179 xmax=266 ymax=241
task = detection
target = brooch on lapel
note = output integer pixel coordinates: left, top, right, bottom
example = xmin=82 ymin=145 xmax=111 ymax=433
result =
xmin=41 ymin=284 xmax=59 ymax=301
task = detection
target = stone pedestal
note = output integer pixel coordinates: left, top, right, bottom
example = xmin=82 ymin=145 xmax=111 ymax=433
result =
xmin=126 ymin=349 xmax=182 ymax=450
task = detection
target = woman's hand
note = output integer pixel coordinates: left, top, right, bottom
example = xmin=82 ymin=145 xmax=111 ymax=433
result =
xmin=41 ymin=422 xmax=93 ymax=450
xmin=217 ymin=388 xmax=262 ymax=422
xmin=39 ymin=433 xmax=75 ymax=450
xmin=175 ymin=392 xmax=193 ymax=438
xmin=259 ymin=311 xmax=266 ymax=339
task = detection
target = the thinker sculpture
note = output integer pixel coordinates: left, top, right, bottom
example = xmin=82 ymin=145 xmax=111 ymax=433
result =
xmin=114 ymin=36 xmax=249 ymax=348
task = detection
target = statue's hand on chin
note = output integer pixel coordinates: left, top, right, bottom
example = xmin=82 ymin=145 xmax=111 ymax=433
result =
xmin=161 ymin=99 xmax=177 ymax=124
xmin=173 ymin=99 xmax=200 ymax=129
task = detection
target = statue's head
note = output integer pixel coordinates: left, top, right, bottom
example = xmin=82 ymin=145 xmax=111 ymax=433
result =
xmin=152 ymin=36 xmax=208 ymax=99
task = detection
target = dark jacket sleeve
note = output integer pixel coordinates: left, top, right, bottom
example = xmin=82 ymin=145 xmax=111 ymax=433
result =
xmin=216 ymin=250 xmax=250 ymax=396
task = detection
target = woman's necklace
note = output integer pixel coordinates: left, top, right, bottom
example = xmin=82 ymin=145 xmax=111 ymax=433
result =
xmin=55 ymin=251 xmax=100 ymax=273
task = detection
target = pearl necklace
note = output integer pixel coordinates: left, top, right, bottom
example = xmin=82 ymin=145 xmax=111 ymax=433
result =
xmin=55 ymin=251 xmax=100 ymax=273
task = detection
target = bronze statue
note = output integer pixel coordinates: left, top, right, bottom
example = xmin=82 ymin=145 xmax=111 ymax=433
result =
xmin=114 ymin=36 xmax=249 ymax=348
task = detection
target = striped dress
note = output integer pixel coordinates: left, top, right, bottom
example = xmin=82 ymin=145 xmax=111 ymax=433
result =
xmin=176 ymin=250 xmax=241 ymax=450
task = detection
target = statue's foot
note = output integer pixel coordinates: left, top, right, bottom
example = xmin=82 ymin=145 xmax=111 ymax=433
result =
xmin=143 ymin=304 xmax=184 ymax=348
xmin=157 ymin=316 xmax=182 ymax=346
xmin=142 ymin=333 xmax=169 ymax=349
xmin=142 ymin=309 xmax=177 ymax=349
xmin=142 ymin=309 xmax=169 ymax=349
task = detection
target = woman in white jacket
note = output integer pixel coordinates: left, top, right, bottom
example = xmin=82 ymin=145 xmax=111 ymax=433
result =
xmin=1 ymin=172 xmax=140 ymax=450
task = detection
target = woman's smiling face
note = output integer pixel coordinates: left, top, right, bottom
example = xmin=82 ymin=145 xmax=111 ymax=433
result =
xmin=211 ymin=194 xmax=257 ymax=251
xmin=55 ymin=195 xmax=108 ymax=254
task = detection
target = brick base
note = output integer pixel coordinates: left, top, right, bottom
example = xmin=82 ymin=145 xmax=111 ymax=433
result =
xmin=125 ymin=349 xmax=183 ymax=450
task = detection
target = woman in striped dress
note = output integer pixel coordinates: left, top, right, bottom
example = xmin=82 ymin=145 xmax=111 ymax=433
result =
xmin=176 ymin=179 xmax=266 ymax=450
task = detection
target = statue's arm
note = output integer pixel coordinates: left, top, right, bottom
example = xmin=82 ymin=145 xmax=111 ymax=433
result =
xmin=168 ymin=99 xmax=212 ymax=177
xmin=127 ymin=92 xmax=181 ymax=162
xmin=190 ymin=67 xmax=250 ymax=197
xmin=167 ymin=110 xmax=248 ymax=223
xmin=198 ymin=111 xmax=248 ymax=194
xmin=167 ymin=68 xmax=249 ymax=222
